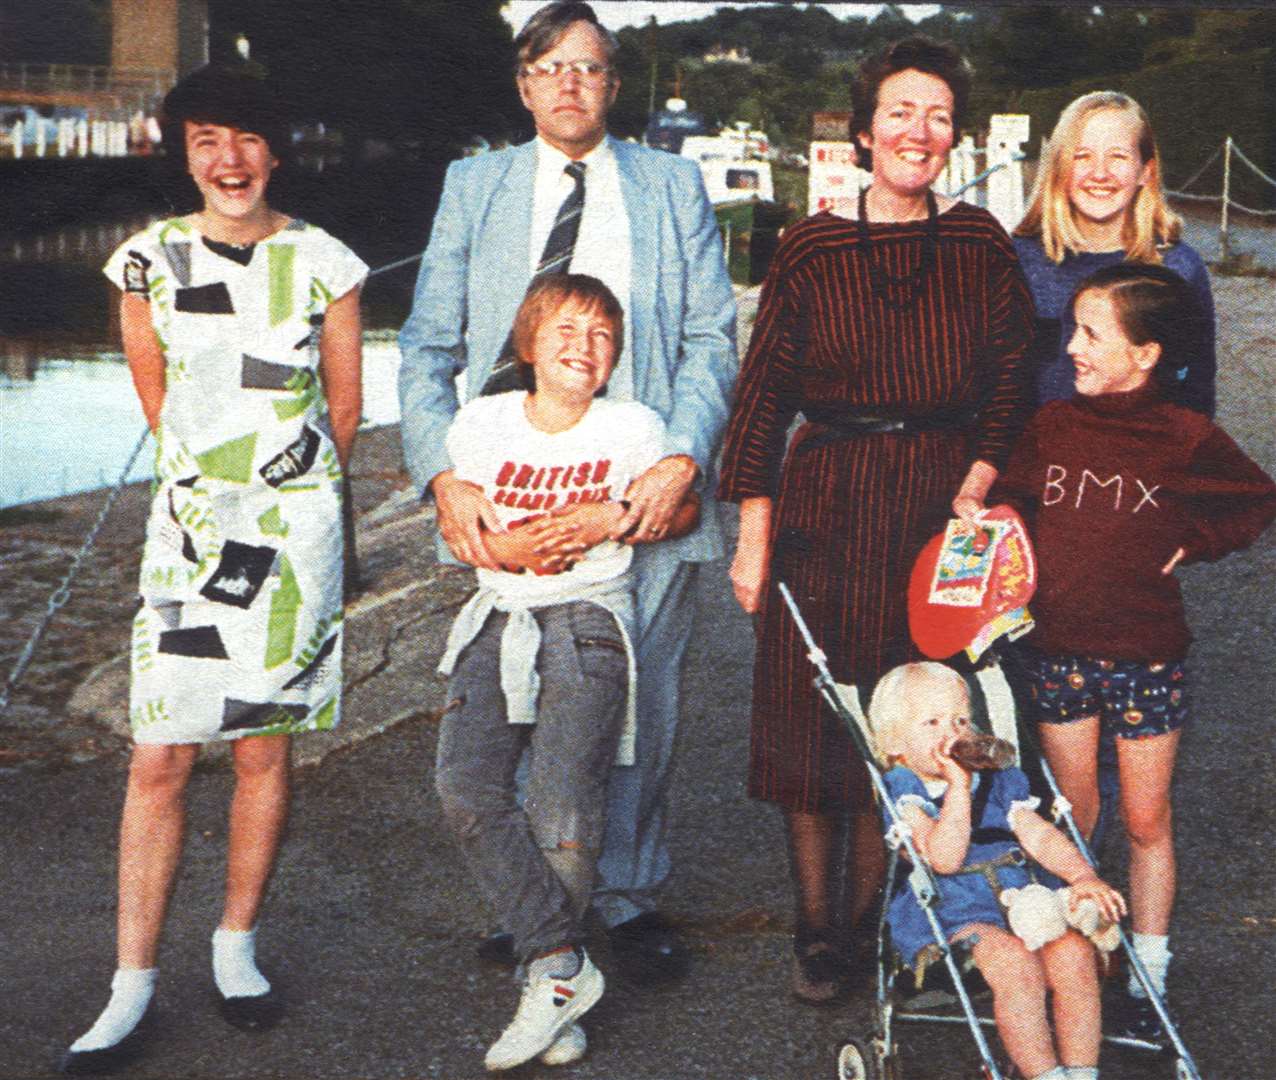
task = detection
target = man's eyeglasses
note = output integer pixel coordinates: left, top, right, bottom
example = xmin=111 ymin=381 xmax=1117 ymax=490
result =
xmin=522 ymin=59 xmax=610 ymax=83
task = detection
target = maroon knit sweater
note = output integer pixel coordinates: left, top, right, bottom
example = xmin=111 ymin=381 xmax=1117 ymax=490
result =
xmin=994 ymin=382 xmax=1276 ymax=661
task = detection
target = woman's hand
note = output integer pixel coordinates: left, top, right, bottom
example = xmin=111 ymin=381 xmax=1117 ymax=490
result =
xmin=1067 ymin=873 xmax=1128 ymax=926
xmin=319 ymin=287 xmax=363 ymax=469
xmin=121 ymin=292 xmax=166 ymax=433
xmin=731 ymin=497 xmax=773 ymax=614
xmin=730 ymin=541 xmax=770 ymax=615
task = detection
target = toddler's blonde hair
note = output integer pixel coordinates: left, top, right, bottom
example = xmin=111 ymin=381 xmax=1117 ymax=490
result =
xmin=868 ymin=662 xmax=970 ymax=768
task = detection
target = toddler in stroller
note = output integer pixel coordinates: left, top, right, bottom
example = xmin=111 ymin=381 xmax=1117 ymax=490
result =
xmin=870 ymin=661 xmax=1126 ymax=1080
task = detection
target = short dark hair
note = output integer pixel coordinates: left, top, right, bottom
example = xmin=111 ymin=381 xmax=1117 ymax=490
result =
xmin=513 ymin=1 xmax=618 ymax=74
xmin=161 ymin=64 xmax=288 ymax=169
xmin=851 ymin=36 xmax=971 ymax=169
xmin=1072 ymin=262 xmax=1201 ymax=400
xmin=510 ymin=273 xmax=624 ymax=392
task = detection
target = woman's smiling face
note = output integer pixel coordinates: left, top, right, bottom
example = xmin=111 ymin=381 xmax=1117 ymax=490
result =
xmin=860 ymin=68 xmax=955 ymax=198
xmin=185 ymin=121 xmax=277 ymax=221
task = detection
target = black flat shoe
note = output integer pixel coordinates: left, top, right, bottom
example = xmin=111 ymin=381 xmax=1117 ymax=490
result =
xmin=216 ymin=986 xmax=284 ymax=1032
xmin=607 ymin=911 xmax=691 ymax=983
xmin=475 ymin=931 xmax=517 ymax=968
xmin=58 ymin=1002 xmax=155 ymax=1075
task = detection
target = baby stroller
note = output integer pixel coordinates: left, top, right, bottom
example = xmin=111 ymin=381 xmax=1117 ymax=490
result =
xmin=774 ymin=582 xmax=1203 ymax=1080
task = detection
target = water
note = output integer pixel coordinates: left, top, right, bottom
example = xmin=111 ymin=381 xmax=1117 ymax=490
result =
xmin=0 ymin=154 xmax=446 ymax=509
xmin=0 ymin=339 xmax=405 ymax=508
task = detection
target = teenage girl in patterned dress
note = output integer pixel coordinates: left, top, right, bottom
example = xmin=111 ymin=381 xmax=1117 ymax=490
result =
xmin=61 ymin=66 xmax=365 ymax=1074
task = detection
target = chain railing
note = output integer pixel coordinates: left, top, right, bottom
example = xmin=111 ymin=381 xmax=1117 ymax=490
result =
xmin=1165 ymin=136 xmax=1276 ymax=261
xmin=0 ymin=427 xmax=151 ymax=717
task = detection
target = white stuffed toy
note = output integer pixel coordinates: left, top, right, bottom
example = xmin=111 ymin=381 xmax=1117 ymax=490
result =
xmin=1000 ymin=882 xmax=1120 ymax=953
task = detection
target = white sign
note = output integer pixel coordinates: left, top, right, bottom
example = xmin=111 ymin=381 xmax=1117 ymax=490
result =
xmin=989 ymin=113 xmax=1030 ymax=145
xmin=808 ymin=140 xmax=868 ymax=216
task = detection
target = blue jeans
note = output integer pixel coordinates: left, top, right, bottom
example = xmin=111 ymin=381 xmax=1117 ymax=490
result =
xmin=435 ymin=601 xmax=628 ymax=962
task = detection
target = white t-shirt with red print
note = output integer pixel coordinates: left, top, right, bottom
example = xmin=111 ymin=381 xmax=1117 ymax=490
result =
xmin=445 ymin=391 xmax=669 ymax=603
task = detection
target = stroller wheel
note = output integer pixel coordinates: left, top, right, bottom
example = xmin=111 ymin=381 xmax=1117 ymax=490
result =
xmin=836 ymin=1038 xmax=875 ymax=1080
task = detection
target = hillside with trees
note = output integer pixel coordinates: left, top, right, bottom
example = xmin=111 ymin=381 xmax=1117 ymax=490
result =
xmin=609 ymin=4 xmax=1275 ymax=209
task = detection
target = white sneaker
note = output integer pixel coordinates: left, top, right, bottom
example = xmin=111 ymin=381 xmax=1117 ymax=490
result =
xmin=540 ymin=1023 xmax=587 ymax=1066
xmin=484 ymin=950 xmax=603 ymax=1071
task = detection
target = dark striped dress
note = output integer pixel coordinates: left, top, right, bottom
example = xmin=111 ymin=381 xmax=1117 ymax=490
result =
xmin=718 ymin=202 xmax=1035 ymax=814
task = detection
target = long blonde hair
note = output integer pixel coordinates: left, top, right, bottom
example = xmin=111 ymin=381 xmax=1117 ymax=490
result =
xmin=1015 ymin=91 xmax=1181 ymax=264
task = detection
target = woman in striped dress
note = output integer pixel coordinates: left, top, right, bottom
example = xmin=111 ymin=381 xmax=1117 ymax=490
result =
xmin=718 ymin=36 xmax=1035 ymax=1002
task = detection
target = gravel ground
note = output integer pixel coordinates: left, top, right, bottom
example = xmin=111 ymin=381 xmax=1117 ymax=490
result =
xmin=1 ymin=276 xmax=1273 ymax=1079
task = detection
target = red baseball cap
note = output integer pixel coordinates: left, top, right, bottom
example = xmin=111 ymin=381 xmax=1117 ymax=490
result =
xmin=909 ymin=505 xmax=1037 ymax=661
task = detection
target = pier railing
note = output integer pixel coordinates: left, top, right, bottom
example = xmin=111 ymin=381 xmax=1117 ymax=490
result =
xmin=0 ymin=63 xmax=175 ymax=159
xmin=0 ymin=63 xmax=173 ymax=103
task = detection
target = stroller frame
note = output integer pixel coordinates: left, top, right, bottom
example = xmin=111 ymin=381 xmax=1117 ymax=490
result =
xmin=775 ymin=583 xmax=1202 ymax=1080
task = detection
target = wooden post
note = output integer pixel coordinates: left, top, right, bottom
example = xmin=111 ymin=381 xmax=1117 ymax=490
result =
xmin=1220 ymin=136 xmax=1233 ymax=263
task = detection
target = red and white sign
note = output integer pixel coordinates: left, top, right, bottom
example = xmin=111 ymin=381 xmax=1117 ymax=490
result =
xmin=807 ymin=140 xmax=868 ymax=216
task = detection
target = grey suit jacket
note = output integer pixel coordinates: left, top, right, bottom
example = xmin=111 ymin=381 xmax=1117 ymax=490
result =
xmin=398 ymin=136 xmax=738 ymax=562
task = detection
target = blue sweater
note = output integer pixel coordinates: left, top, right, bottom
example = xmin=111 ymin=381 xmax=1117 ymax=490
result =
xmin=1012 ymin=236 xmax=1216 ymax=417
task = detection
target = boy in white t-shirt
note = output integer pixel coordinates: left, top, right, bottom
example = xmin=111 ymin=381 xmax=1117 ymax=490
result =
xmin=433 ymin=274 xmax=698 ymax=1071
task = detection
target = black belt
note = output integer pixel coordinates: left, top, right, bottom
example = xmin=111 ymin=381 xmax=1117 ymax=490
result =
xmin=796 ymin=405 xmax=977 ymax=455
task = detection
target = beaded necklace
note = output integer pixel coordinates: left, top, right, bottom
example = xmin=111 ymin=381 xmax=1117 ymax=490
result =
xmin=856 ymin=186 xmax=939 ymax=311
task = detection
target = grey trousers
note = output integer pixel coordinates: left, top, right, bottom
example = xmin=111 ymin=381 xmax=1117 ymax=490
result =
xmin=435 ymin=601 xmax=628 ymax=962
xmin=592 ymin=551 xmax=700 ymax=928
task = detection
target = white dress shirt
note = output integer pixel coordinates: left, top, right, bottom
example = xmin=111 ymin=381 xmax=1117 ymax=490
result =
xmin=530 ymin=135 xmax=634 ymax=399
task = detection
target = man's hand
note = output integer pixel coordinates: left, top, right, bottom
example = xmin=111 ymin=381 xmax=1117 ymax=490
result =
xmin=431 ymin=470 xmax=504 ymax=571
xmin=611 ymin=455 xmax=699 ymax=543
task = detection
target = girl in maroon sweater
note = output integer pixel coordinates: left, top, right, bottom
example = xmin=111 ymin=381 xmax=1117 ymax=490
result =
xmin=987 ymin=262 xmax=1276 ymax=1042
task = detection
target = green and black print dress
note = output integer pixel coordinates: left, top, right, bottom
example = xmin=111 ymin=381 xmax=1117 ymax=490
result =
xmin=104 ymin=217 xmax=367 ymax=743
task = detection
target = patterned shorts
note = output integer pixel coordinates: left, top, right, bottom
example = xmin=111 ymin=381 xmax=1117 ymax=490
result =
xmin=1025 ymin=654 xmax=1188 ymax=739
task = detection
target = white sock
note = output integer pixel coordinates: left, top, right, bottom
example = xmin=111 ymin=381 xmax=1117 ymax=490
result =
xmin=1128 ymin=932 xmax=1171 ymax=998
xmin=69 ymin=968 xmax=156 ymax=1052
xmin=212 ymin=926 xmax=271 ymax=999
xmin=1029 ymin=1068 xmax=1068 ymax=1080
xmin=1066 ymin=1067 xmax=1099 ymax=1079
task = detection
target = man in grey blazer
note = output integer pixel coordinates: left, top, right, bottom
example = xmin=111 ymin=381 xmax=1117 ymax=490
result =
xmin=398 ymin=0 xmax=737 ymax=981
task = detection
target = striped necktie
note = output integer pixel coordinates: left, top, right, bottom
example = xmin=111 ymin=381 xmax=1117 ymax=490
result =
xmin=537 ymin=161 xmax=587 ymax=274
xmin=480 ymin=161 xmax=588 ymax=395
